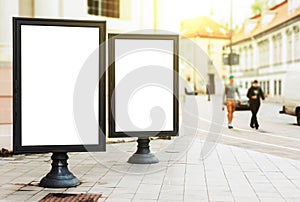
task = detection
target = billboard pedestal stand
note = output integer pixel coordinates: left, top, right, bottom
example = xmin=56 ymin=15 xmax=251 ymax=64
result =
xmin=128 ymin=137 xmax=159 ymax=164
xmin=39 ymin=152 xmax=80 ymax=188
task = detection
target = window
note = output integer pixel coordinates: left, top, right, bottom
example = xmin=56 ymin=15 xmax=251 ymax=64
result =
xmin=278 ymin=34 xmax=282 ymax=63
xmin=258 ymin=40 xmax=269 ymax=67
xmin=274 ymin=80 xmax=277 ymax=95
xmin=272 ymin=36 xmax=278 ymax=64
xmin=87 ymin=0 xmax=120 ymax=18
xmin=294 ymin=26 xmax=300 ymax=61
xmin=286 ymin=29 xmax=292 ymax=62
xmin=208 ymin=42 xmax=217 ymax=54
xmin=272 ymin=34 xmax=282 ymax=65
xmin=249 ymin=45 xmax=254 ymax=68
xmin=258 ymin=42 xmax=263 ymax=67
xmin=238 ymin=48 xmax=243 ymax=70
xmin=264 ymin=40 xmax=270 ymax=66
xmin=278 ymin=80 xmax=282 ymax=96
xmin=267 ymin=81 xmax=270 ymax=94
xmin=244 ymin=47 xmax=248 ymax=70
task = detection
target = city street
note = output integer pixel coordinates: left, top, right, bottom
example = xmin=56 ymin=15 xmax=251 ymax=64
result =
xmin=1 ymin=95 xmax=299 ymax=160
xmin=1 ymin=0 xmax=300 ymax=201
xmin=0 ymin=95 xmax=300 ymax=201
xmin=189 ymin=95 xmax=300 ymax=160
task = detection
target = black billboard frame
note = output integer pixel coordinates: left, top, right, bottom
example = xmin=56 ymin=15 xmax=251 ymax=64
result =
xmin=13 ymin=17 xmax=106 ymax=154
xmin=108 ymin=33 xmax=179 ymax=139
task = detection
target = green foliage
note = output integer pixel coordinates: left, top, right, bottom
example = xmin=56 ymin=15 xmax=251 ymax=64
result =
xmin=251 ymin=0 xmax=276 ymax=15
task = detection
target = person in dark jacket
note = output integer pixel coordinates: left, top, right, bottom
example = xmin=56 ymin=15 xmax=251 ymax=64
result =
xmin=247 ymin=80 xmax=265 ymax=129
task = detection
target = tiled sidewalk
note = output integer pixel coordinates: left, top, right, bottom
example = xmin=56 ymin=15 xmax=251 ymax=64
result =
xmin=1 ymin=136 xmax=300 ymax=202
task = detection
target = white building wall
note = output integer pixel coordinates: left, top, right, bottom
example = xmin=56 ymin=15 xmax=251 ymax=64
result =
xmin=34 ymin=0 xmax=61 ymax=17
xmin=0 ymin=0 xmax=18 ymax=126
xmin=1 ymin=0 xmax=184 ymax=61
xmin=61 ymin=0 xmax=88 ymax=19
xmin=0 ymin=0 xmax=18 ymax=63
xmin=232 ymin=18 xmax=300 ymax=101
xmin=155 ymin=0 xmax=180 ymax=33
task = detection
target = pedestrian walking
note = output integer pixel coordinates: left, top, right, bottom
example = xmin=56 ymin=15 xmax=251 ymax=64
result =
xmin=247 ymin=80 xmax=265 ymax=129
xmin=223 ymin=75 xmax=241 ymax=129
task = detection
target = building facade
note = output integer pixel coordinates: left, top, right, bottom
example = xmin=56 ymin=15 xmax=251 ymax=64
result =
xmin=228 ymin=0 xmax=300 ymax=101
xmin=180 ymin=16 xmax=230 ymax=95
xmin=0 ymin=0 xmax=183 ymax=125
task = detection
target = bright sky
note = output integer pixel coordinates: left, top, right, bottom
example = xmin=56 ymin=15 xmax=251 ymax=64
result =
xmin=178 ymin=0 xmax=284 ymax=27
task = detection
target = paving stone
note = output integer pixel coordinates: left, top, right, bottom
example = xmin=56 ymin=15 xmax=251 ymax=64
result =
xmin=158 ymin=193 xmax=184 ymax=201
xmin=133 ymin=192 xmax=159 ymax=200
xmin=0 ymin=138 xmax=299 ymax=202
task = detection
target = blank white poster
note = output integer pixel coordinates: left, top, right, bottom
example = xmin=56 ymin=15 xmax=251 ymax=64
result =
xmin=114 ymin=39 xmax=174 ymax=132
xmin=21 ymin=25 xmax=99 ymax=146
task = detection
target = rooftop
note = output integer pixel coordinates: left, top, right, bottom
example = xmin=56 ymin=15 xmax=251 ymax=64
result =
xmin=181 ymin=16 xmax=230 ymax=40
xmin=233 ymin=0 xmax=300 ymax=44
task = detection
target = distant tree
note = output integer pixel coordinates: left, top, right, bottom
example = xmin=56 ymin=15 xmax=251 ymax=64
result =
xmin=251 ymin=0 xmax=276 ymax=15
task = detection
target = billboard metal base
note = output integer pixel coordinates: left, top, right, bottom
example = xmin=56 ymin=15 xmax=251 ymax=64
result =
xmin=39 ymin=152 xmax=80 ymax=188
xmin=128 ymin=138 xmax=159 ymax=164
